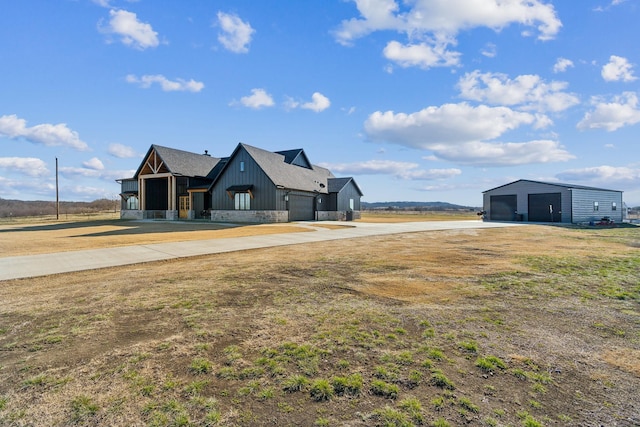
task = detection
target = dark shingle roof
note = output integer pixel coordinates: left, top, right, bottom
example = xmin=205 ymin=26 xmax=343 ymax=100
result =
xmin=275 ymin=149 xmax=311 ymax=168
xmin=328 ymin=177 xmax=364 ymax=196
xmin=241 ymin=144 xmax=334 ymax=193
xmin=135 ymin=145 xmax=221 ymax=178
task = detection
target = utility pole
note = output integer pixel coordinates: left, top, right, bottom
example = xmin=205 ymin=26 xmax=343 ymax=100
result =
xmin=56 ymin=157 xmax=59 ymax=220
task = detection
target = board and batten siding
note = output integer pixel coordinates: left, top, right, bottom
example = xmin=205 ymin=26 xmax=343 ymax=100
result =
xmin=336 ymin=181 xmax=362 ymax=212
xmin=210 ymin=147 xmax=281 ymax=210
xmin=483 ymin=181 xmax=572 ymax=223
xmin=571 ymin=189 xmax=623 ymax=223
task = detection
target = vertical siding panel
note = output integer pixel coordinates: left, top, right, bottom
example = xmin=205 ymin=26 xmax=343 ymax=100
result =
xmin=485 ymin=180 xmax=623 ymax=223
xmin=210 ymin=147 xmax=277 ymax=210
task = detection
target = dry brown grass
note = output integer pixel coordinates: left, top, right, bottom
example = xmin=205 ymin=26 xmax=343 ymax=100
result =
xmin=1 ymin=222 xmax=639 ymax=426
xmin=0 ymin=211 xmax=470 ymax=258
xmin=359 ymin=210 xmax=477 ymax=222
xmin=0 ymin=220 xmax=312 ymax=257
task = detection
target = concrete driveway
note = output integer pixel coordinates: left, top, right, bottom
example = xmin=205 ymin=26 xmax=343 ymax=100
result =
xmin=0 ymin=220 xmax=522 ymax=280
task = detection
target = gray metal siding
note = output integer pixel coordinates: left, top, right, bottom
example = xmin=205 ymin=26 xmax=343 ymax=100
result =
xmin=571 ymin=189 xmax=623 ymax=223
xmin=120 ymin=179 xmax=138 ymax=193
xmin=210 ymin=147 xmax=278 ymax=210
xmin=528 ymin=193 xmax=562 ymax=222
xmin=489 ymin=195 xmax=517 ymax=220
xmin=484 ymin=181 xmax=572 ymax=222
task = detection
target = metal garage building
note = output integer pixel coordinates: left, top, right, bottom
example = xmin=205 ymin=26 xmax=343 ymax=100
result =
xmin=483 ymin=180 xmax=623 ymax=224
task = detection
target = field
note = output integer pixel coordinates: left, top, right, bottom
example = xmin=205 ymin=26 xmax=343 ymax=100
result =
xmin=0 ymin=215 xmax=639 ymax=426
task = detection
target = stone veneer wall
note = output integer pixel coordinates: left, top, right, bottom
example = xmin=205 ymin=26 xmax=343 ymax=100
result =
xmin=317 ymin=211 xmax=361 ymax=221
xmin=209 ymin=210 xmax=289 ymax=223
xmin=121 ymin=210 xmax=143 ymax=220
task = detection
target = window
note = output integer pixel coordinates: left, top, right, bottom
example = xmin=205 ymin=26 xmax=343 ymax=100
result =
xmin=349 ymin=198 xmax=354 ymax=210
xmin=126 ymin=195 xmax=139 ymax=210
xmin=612 ymin=202 xmax=617 ymax=211
xmin=594 ymin=201 xmax=599 ymax=211
xmin=234 ymin=192 xmax=250 ymax=210
xmin=240 ymin=161 xmax=245 ymax=172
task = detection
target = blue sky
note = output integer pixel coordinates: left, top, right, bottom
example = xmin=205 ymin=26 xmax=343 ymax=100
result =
xmin=1 ymin=0 xmax=639 ymax=207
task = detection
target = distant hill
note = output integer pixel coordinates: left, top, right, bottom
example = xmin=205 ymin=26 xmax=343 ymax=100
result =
xmin=362 ymin=201 xmax=477 ymax=211
xmin=0 ymin=198 xmax=118 ymax=218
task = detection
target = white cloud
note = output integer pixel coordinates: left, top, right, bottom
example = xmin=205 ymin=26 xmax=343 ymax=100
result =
xmin=60 ymin=166 xmax=102 ymax=178
xmin=216 ymin=11 xmax=254 ymax=53
xmin=457 ymin=71 xmax=579 ymax=112
xmin=334 ymin=0 xmax=561 ymax=67
xmin=365 ymin=103 xmax=538 ymax=146
xmin=108 ymin=143 xmax=138 ymax=158
xmin=557 ymin=165 xmax=640 ymax=185
xmin=553 ymin=57 xmax=574 ymax=73
xmin=319 ymin=159 xmax=461 ymax=180
xmin=101 ymin=9 xmax=159 ymax=50
xmin=237 ymin=88 xmax=274 ymax=109
xmin=67 ymin=185 xmax=116 ymax=200
xmin=425 ymin=140 xmax=574 ymax=166
xmin=60 ymin=166 xmax=134 ymax=181
xmin=577 ymin=92 xmax=640 ymax=131
xmin=594 ymin=1 xmax=628 ymax=12
xmin=0 ymin=176 xmax=55 ymax=199
xmin=0 ymin=157 xmax=49 ymax=177
xmin=0 ymin=114 xmax=89 ymax=151
xmin=383 ymin=39 xmax=461 ymax=69
xmin=363 ymin=103 xmax=573 ymax=166
xmin=287 ymin=92 xmax=332 ymax=112
xmin=83 ymin=157 xmax=105 ymax=170
xmin=601 ymin=55 xmax=637 ymax=82
xmin=125 ymin=74 xmax=204 ymax=92
xmin=481 ymin=43 xmax=497 ymax=58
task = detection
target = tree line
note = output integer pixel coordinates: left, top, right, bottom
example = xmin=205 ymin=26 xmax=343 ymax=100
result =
xmin=0 ymin=198 xmax=118 ymax=218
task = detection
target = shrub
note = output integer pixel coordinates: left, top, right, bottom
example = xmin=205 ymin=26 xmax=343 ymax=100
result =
xmin=346 ymin=373 xmax=364 ymax=396
xmin=399 ymin=396 xmax=424 ymax=423
xmin=282 ymin=375 xmax=308 ymax=393
xmin=432 ymin=417 xmax=451 ymax=427
xmin=216 ymin=366 xmax=236 ymax=380
xmin=184 ymin=380 xmax=208 ymax=395
xmin=204 ymin=409 xmax=221 ymax=425
xmin=310 ymin=379 xmax=334 ymax=401
xmin=427 ymin=349 xmax=445 ymax=361
xmin=259 ymin=387 xmax=275 ymax=400
xmin=189 ymin=358 xmax=213 ymax=375
xmin=372 ymin=406 xmax=412 ymax=427
xmin=475 ymin=355 xmax=506 ymax=372
xmin=370 ymin=379 xmax=399 ymax=399
xmin=458 ymin=397 xmax=479 ymax=413
xmin=430 ymin=370 xmax=455 ymax=390
xmin=71 ymin=395 xmax=98 ymax=422
xmin=331 ymin=376 xmax=348 ymax=396
xmin=458 ymin=340 xmax=478 ymax=353
xmin=239 ymin=366 xmax=265 ymax=379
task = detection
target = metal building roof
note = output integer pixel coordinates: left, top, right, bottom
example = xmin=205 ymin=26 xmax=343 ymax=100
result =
xmin=483 ymin=179 xmax=622 ymax=193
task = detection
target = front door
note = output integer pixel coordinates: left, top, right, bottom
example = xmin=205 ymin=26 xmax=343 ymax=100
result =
xmin=179 ymin=196 xmax=190 ymax=219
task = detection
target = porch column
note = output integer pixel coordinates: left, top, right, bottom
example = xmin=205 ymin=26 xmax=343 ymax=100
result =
xmin=171 ymin=176 xmax=177 ymax=210
xmin=139 ymin=177 xmax=145 ymax=210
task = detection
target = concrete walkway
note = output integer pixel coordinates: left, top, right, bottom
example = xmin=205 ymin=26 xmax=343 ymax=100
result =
xmin=0 ymin=220 xmax=522 ymax=280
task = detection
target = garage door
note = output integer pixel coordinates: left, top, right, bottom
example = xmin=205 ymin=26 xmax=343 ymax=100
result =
xmin=528 ymin=193 xmax=561 ymax=222
xmin=289 ymin=195 xmax=315 ymax=221
xmin=490 ymin=195 xmax=517 ymax=221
